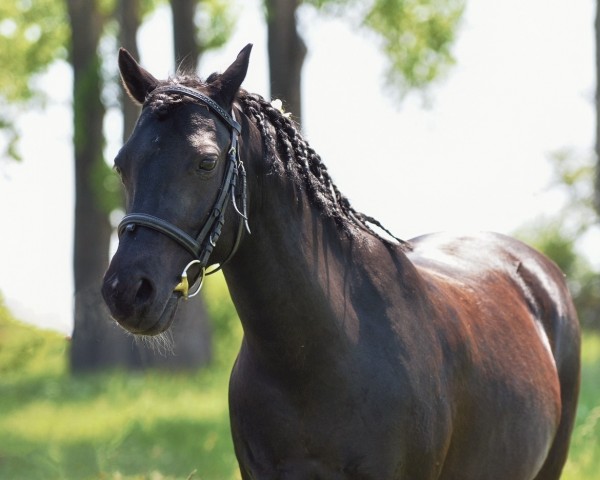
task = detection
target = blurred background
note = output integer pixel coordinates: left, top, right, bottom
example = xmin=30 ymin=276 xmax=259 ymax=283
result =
xmin=0 ymin=0 xmax=598 ymax=478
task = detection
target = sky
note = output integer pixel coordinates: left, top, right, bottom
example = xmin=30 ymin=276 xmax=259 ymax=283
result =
xmin=0 ymin=0 xmax=596 ymax=335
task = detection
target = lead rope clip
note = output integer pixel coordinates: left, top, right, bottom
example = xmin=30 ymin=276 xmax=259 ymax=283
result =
xmin=174 ymin=259 xmax=205 ymax=299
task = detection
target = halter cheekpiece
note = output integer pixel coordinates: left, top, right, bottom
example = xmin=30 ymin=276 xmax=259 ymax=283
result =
xmin=117 ymin=85 xmax=250 ymax=298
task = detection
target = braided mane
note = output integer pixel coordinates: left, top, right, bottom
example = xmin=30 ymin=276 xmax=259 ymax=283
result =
xmin=148 ymin=73 xmax=409 ymax=249
xmin=238 ymin=91 xmax=410 ymax=249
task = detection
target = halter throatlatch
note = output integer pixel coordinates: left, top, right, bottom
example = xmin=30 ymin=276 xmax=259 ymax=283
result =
xmin=117 ymin=85 xmax=251 ymax=299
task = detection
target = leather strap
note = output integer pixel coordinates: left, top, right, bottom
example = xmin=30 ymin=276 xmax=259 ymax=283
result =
xmin=118 ymin=85 xmax=248 ymax=274
xmin=118 ymin=213 xmax=201 ymax=257
xmin=151 ymin=85 xmax=241 ymax=134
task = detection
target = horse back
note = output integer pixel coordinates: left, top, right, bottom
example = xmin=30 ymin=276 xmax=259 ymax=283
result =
xmin=408 ymin=231 xmax=579 ymax=367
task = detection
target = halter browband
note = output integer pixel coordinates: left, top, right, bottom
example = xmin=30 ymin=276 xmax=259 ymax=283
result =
xmin=154 ymin=85 xmax=242 ymax=134
xmin=117 ymin=85 xmax=249 ymax=295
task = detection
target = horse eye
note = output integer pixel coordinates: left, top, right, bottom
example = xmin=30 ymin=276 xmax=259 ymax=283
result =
xmin=198 ymin=157 xmax=217 ymax=171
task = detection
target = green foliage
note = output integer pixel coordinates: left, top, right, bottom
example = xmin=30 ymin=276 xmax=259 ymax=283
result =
xmin=515 ymin=150 xmax=600 ymax=329
xmin=0 ymin=0 xmax=68 ymax=103
xmin=306 ymin=0 xmax=465 ymax=97
xmin=0 ymin=294 xmax=599 ymax=478
xmin=518 ymin=219 xmax=600 ymax=330
xmin=102 ymin=0 xmax=236 ymax=53
xmin=0 ymin=0 xmax=68 ymax=161
xmin=0 ymin=298 xmax=63 ymax=378
xmin=548 ymin=149 xmax=597 ymax=233
xmin=196 ymin=0 xmax=237 ymax=52
xmin=364 ymin=0 xmax=465 ymax=95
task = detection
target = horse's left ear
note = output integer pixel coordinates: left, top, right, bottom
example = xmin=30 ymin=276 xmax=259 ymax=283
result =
xmin=211 ymin=44 xmax=252 ymax=107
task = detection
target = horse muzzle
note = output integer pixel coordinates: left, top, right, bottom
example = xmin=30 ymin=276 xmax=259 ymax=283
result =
xmin=101 ymin=268 xmax=182 ymax=336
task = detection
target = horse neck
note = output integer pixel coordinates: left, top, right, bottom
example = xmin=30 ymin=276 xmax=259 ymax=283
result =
xmin=222 ymin=114 xmax=415 ymax=373
xmin=223 ymin=179 xmax=348 ymax=368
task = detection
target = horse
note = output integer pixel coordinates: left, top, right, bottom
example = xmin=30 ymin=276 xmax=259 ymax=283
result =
xmin=102 ymin=44 xmax=581 ymax=479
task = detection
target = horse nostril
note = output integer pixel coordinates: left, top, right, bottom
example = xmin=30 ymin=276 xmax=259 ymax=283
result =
xmin=135 ymin=278 xmax=154 ymax=305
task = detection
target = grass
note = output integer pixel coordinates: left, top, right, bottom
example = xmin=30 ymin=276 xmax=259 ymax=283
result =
xmin=0 ymin=287 xmax=599 ymax=479
xmin=562 ymin=332 xmax=600 ymax=480
xmin=0 ymin=366 xmax=239 ymax=479
xmin=0 ymin=279 xmax=242 ymax=480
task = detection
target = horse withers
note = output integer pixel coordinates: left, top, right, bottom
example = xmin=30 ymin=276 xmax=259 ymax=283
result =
xmin=102 ymin=45 xmax=581 ymax=480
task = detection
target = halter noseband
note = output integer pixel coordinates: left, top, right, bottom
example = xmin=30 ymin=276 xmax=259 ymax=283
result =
xmin=117 ymin=85 xmax=250 ymax=298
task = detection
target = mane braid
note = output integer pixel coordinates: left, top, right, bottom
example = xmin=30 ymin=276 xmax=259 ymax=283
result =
xmin=238 ymin=91 xmax=411 ymax=250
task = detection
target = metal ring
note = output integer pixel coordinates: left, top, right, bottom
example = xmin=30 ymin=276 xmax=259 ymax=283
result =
xmin=187 ymin=266 xmax=206 ymax=298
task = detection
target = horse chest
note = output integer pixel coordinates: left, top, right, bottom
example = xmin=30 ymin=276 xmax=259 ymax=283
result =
xmin=229 ymin=346 xmax=450 ymax=480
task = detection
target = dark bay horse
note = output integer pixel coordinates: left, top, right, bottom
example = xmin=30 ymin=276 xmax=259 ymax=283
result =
xmin=102 ymin=45 xmax=581 ymax=479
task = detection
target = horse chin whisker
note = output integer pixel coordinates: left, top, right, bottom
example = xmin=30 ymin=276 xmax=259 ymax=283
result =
xmin=134 ymin=329 xmax=175 ymax=357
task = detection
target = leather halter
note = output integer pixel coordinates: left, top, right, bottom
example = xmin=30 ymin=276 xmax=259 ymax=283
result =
xmin=117 ymin=85 xmax=250 ymax=298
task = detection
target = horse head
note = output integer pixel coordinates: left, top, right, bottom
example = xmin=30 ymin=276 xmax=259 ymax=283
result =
xmin=102 ymin=45 xmax=252 ymax=335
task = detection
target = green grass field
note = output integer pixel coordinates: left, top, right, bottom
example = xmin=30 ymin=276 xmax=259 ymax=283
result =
xmin=0 ymin=287 xmax=599 ymax=480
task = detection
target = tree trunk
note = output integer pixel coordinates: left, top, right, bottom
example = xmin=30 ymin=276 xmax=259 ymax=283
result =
xmin=67 ymin=0 xmax=116 ymax=372
xmin=170 ymin=0 xmax=201 ymax=72
xmin=266 ymin=0 xmax=307 ymax=124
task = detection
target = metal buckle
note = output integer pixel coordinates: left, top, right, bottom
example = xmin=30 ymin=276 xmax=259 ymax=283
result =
xmin=174 ymin=259 xmax=205 ymax=299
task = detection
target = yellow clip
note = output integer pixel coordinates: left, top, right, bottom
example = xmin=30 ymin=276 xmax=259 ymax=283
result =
xmin=174 ymin=273 xmax=190 ymax=298
xmin=174 ymin=260 xmax=204 ymax=299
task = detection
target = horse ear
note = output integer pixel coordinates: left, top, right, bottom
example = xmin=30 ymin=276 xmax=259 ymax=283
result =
xmin=211 ymin=44 xmax=252 ymax=107
xmin=118 ymin=48 xmax=159 ymax=105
